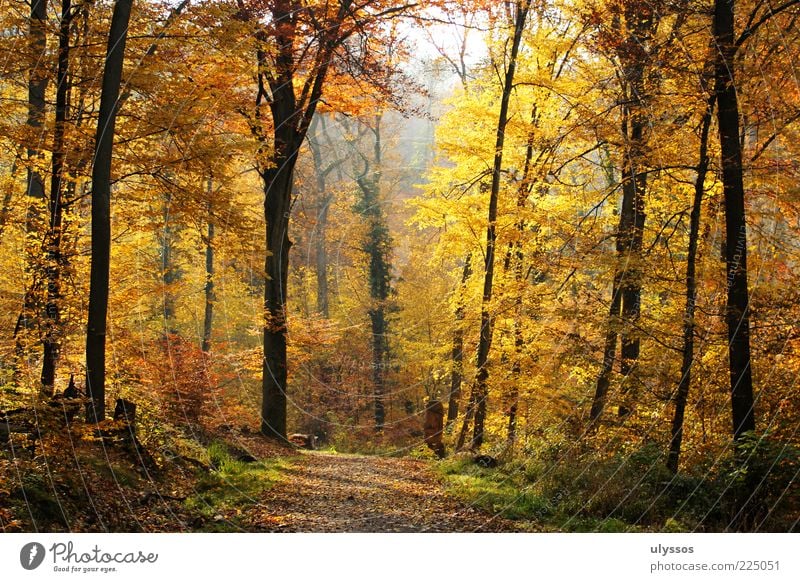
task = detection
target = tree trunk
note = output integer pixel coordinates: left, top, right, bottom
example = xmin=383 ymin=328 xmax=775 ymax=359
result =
xmin=590 ymin=5 xmax=660 ymax=421
xmin=17 ymin=0 xmax=49 ymax=388
xmin=315 ymin=197 xmax=330 ymax=318
xmin=308 ymin=117 xmax=332 ymax=319
xmin=261 ymin=160 xmax=294 ymax=439
xmin=41 ymin=0 xmax=74 ymax=395
xmin=667 ymin=95 xmax=714 ymax=473
xmin=447 ymin=254 xmax=472 ymax=425
xmin=0 ymin=159 xmax=19 ymax=241
xmin=589 ymin=272 xmax=623 ymax=424
xmin=85 ymin=0 xmax=133 ymax=424
xmin=459 ymin=0 xmax=530 ymax=450
xmin=713 ymin=0 xmax=756 ymax=440
xmin=254 ymin=0 xmax=363 ymax=439
xmin=25 ymin=0 xmax=47 ymax=211
xmin=202 ymin=182 xmax=215 ymax=353
xmin=507 ymin=108 xmax=539 ymax=445
xmin=159 ymin=188 xmax=179 ymax=330
xmin=354 ymin=115 xmax=392 ymax=432
xmin=616 ymin=58 xmax=649 ymax=417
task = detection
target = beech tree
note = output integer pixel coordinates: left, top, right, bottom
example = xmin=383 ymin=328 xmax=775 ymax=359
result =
xmin=85 ymin=0 xmax=134 ymax=423
xmin=456 ymin=0 xmax=531 ymax=451
xmin=231 ymin=0 xmax=416 ymax=439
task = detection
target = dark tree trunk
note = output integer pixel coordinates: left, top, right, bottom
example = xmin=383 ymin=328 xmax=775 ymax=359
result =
xmin=202 ymin=182 xmax=215 ymax=354
xmin=617 ymin=108 xmax=647 ymax=409
xmin=354 ymin=115 xmax=392 ymax=432
xmin=458 ymin=0 xmax=530 ymax=451
xmin=591 ymin=4 xmax=659 ymax=421
xmin=590 ymin=272 xmax=623 ymax=424
xmin=17 ymin=0 xmax=49 ymax=388
xmin=713 ymin=0 xmax=756 ymax=440
xmin=447 ymin=254 xmax=472 ymax=425
xmin=85 ymin=0 xmax=133 ymax=424
xmin=253 ymin=0 xmax=364 ymax=439
xmin=261 ymin=161 xmax=294 ymax=439
xmin=616 ymin=34 xmax=651 ymax=416
xmin=158 ymin=188 xmax=179 ymax=329
xmin=370 ymin=309 xmax=387 ymax=430
xmin=667 ymin=95 xmax=714 ymax=474
xmin=26 ymin=0 xmax=47 ymax=209
xmin=41 ymin=0 xmax=74 ymax=395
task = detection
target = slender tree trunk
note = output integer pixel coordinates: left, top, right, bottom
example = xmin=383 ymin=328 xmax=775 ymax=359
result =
xmin=202 ymin=220 xmax=214 ymax=351
xmin=315 ymin=198 xmax=330 ymax=318
xmin=713 ymin=0 xmax=756 ymax=440
xmin=85 ymin=0 xmax=133 ymax=423
xmin=308 ymin=117 xmax=331 ymax=318
xmin=0 ymin=158 xmax=19 ymax=241
xmin=507 ymin=108 xmax=539 ymax=445
xmin=25 ymin=0 xmax=47 ymax=212
xmin=159 ymin=188 xmax=179 ymax=329
xmin=590 ymin=5 xmax=660 ymax=420
xmin=458 ymin=0 xmax=530 ymax=451
xmin=667 ymin=95 xmax=714 ymax=473
xmin=41 ymin=0 xmax=74 ymax=395
xmin=589 ymin=148 xmax=623 ymax=425
xmin=202 ymin=182 xmax=215 ymax=353
xmin=16 ymin=0 xmax=49 ymax=387
xmin=589 ymin=272 xmax=623 ymax=424
xmin=447 ymin=254 xmax=472 ymax=425
xmin=354 ymin=115 xmax=392 ymax=431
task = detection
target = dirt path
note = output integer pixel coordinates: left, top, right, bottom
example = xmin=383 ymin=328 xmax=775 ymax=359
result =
xmin=246 ymin=452 xmax=517 ymax=532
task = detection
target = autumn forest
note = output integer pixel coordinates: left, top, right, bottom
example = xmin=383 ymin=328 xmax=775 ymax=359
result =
xmin=0 ymin=0 xmax=798 ymax=533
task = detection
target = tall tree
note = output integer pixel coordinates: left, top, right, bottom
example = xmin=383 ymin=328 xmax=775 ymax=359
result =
xmin=233 ymin=0 xmax=414 ymax=439
xmin=616 ymin=1 xmax=660 ymax=414
xmin=15 ymin=0 xmax=49 ymax=390
xmin=713 ymin=0 xmax=755 ymax=440
xmin=202 ymin=179 xmax=215 ymax=354
xmin=307 ymin=115 xmax=344 ymax=319
xmin=667 ymin=93 xmax=714 ymax=473
xmin=85 ymin=0 xmax=134 ymax=423
xmin=447 ymin=254 xmax=471 ymax=425
xmin=457 ymin=0 xmax=531 ymax=451
xmin=353 ymin=115 xmax=393 ymax=431
xmin=588 ymin=0 xmax=662 ymax=420
xmin=41 ymin=0 xmax=77 ymax=395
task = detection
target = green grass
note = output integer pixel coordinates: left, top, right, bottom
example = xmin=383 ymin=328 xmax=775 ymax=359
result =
xmin=434 ymin=438 xmax=799 ymax=532
xmin=185 ymin=442 xmax=298 ymax=531
xmin=433 ymin=451 xmax=661 ymax=532
xmin=436 ymin=457 xmax=558 ymax=522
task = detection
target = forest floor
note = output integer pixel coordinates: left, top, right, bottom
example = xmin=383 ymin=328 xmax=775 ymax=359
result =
xmin=1 ymin=426 xmax=525 ymax=532
xmin=242 ymin=451 xmax=521 ymax=532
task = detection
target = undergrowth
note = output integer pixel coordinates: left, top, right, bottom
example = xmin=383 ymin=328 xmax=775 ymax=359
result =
xmin=435 ymin=434 xmax=798 ymax=532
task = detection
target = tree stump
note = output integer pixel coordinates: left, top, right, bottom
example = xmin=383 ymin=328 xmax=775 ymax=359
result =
xmin=289 ymin=433 xmax=317 ymax=450
xmin=113 ymin=399 xmax=137 ymax=433
xmin=424 ymin=399 xmax=446 ymax=458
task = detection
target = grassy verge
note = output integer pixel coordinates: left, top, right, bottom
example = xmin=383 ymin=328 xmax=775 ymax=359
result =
xmin=433 ymin=439 xmax=799 ymax=532
xmin=184 ymin=441 xmax=299 ymax=531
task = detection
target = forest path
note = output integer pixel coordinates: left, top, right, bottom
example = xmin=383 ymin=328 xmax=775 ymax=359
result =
xmin=248 ymin=451 xmax=517 ymax=532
